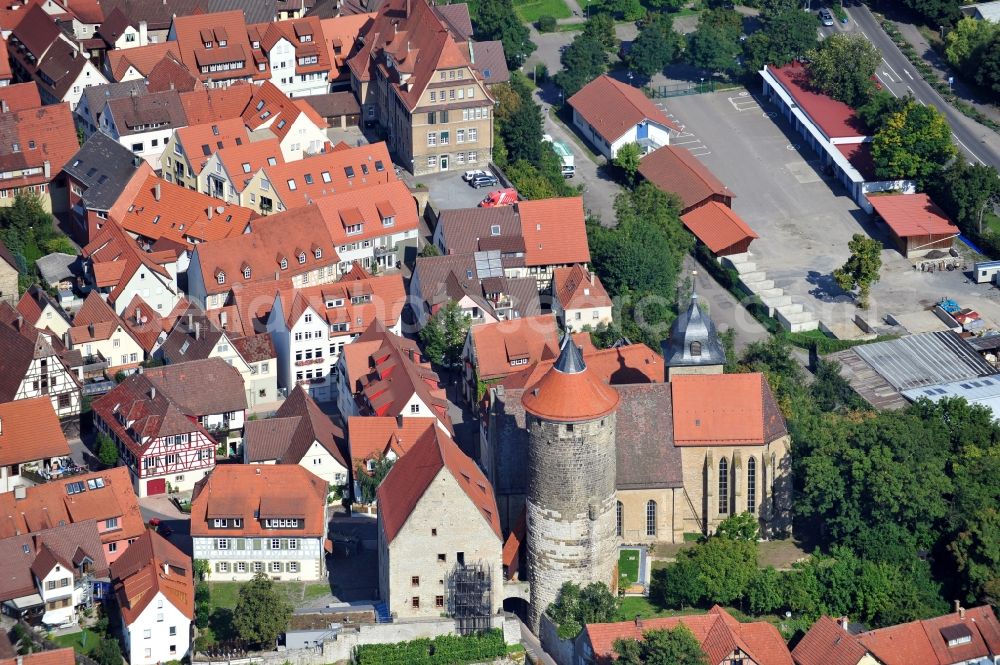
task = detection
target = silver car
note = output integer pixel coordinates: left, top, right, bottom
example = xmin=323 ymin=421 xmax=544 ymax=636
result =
xmin=819 ymin=8 xmax=835 ymax=25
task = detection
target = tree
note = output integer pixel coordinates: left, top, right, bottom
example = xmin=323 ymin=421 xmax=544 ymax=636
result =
xmin=232 ymin=572 xmax=293 ymax=648
xmin=743 ymin=8 xmax=819 ymax=72
xmin=554 ymin=34 xmax=608 ymax=97
xmin=419 ymin=242 xmax=440 ymax=257
xmin=948 ymin=507 xmax=1000 ymax=604
xmin=419 ymin=299 xmax=471 ymax=366
xmin=758 ymin=0 xmax=800 ymax=18
xmin=686 ymin=22 xmax=741 ymax=75
xmin=499 ymin=74 xmax=544 ymax=164
xmin=613 ymin=625 xmax=709 ymax=665
xmin=945 ymin=17 xmax=997 ymax=71
xmin=898 ymin=0 xmax=960 ymax=28
xmin=612 ymin=143 xmax=642 ymax=184
xmin=195 ymin=581 xmax=211 ymax=629
xmin=92 ymin=638 xmax=122 ymax=665
xmin=547 ymin=581 xmax=619 ymax=639
xmin=650 ymin=556 xmax=704 ymax=608
xmin=807 ymin=34 xmax=880 ymax=107
xmin=473 ymin=0 xmax=534 ymax=69
xmin=871 ymin=102 xmax=956 ymax=182
xmin=583 ymin=13 xmax=618 ymax=53
xmin=354 ymin=454 xmax=395 ymax=504
xmin=833 ymin=233 xmax=881 ymax=309
xmin=715 ymin=511 xmax=759 ymax=542
xmin=628 ymin=16 xmax=682 ymax=77
xmin=96 ymin=432 xmax=119 ymax=468
xmin=926 ymin=161 xmax=1000 ymax=237
xmin=974 ymin=34 xmax=1000 ymax=96
xmin=856 ymin=90 xmax=910 ymax=133
xmin=600 ymin=0 xmax=644 ymax=20
xmin=746 ymin=567 xmax=784 ymax=615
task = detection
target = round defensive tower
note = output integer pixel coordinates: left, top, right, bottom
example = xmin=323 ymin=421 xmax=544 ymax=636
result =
xmin=522 ymin=336 xmax=620 ymax=631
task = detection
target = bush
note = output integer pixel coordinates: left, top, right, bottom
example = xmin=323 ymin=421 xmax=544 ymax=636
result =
xmin=354 ymin=630 xmax=506 ymax=665
xmin=537 ymin=15 xmax=557 ymax=32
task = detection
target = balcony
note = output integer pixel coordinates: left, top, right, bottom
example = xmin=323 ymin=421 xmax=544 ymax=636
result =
xmin=296 ymin=376 xmax=327 ymax=387
xmin=80 ymin=354 xmax=110 ymax=374
xmin=294 ymin=357 xmax=324 ymax=367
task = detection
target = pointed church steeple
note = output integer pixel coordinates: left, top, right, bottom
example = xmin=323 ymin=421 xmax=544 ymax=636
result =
xmin=662 ymin=275 xmax=726 ymax=380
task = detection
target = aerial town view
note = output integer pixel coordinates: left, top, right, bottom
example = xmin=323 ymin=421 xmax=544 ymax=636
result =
xmin=1 ymin=0 xmax=1000 ymax=661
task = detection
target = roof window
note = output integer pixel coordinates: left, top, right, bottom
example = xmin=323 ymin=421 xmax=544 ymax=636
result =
xmin=321 ymin=171 xmax=331 ymax=183
xmin=256 ymin=100 xmax=265 ymax=111
xmin=374 ymin=160 xmax=384 ymax=172
xmin=242 ymin=163 xmax=251 ymax=173
xmin=304 ymin=173 xmax=313 ymax=185
xmin=345 ymin=166 xmax=355 ymax=179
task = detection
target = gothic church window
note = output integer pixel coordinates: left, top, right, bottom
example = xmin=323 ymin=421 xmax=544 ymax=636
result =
xmin=719 ymin=458 xmax=729 ymax=515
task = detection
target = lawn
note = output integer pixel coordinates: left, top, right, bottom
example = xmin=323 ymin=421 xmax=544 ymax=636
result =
xmin=207 ymin=581 xmax=331 ymax=611
xmin=53 ymin=629 xmax=104 ymax=656
xmin=514 ymin=0 xmax=571 ymax=23
xmin=618 ymin=548 xmax=641 ymax=587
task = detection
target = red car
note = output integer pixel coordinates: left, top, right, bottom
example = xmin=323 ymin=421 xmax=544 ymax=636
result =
xmin=479 ymin=188 xmax=518 ymax=207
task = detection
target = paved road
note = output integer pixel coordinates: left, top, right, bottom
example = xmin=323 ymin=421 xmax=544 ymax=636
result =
xmin=847 ymin=4 xmax=1000 ymax=168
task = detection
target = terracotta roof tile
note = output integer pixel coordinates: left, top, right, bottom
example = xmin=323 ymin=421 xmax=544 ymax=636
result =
xmin=517 ymin=197 xmax=590 ymax=266
xmin=0 ymin=396 xmax=70 ymax=467
xmin=868 ymin=193 xmax=959 ymax=238
xmin=346 ymin=415 xmax=436 ymax=463
xmin=521 ymin=338 xmax=620 ymax=422
xmin=681 ymin=202 xmax=758 ymax=254
xmin=638 ymin=146 xmax=734 ymax=212
xmin=273 ymin=270 xmax=406 ymax=335
xmin=553 ymin=264 xmax=610 ymax=310
xmin=120 ymin=294 xmax=169 ymax=353
xmin=792 ymin=616 xmax=869 ymax=665
xmin=82 ymin=221 xmax=177 ymax=306
xmin=106 ymin=43 xmax=182 ymax=80
xmin=260 ymin=141 xmax=394 ymax=209
xmin=857 ymin=605 xmax=1000 ymax=665
xmin=106 ymin=90 xmax=187 ymax=136
xmin=377 ymin=426 xmax=501 ymax=543
xmin=319 ymin=13 xmax=373 ymax=70
xmin=111 ymin=529 xmax=194 ymax=625
xmin=172 ymin=10 xmax=258 ymax=83
xmin=143 ymin=357 xmax=247 ymax=415
xmin=178 ymin=83 xmax=255 ymax=125
xmin=568 ymin=75 xmax=680 ymax=143
xmin=175 ymin=117 xmax=248 ymax=176
xmin=314 ymin=179 xmax=417 ymax=244
xmin=469 ymin=315 xmax=559 ymax=382
xmin=213 ymin=137 xmax=283 ymax=193
xmin=0 ymin=82 xmax=41 ymax=112
xmin=244 ymin=385 xmax=346 ymax=465
xmin=0 ymin=102 xmax=78 ymax=189
xmin=146 ymin=54 xmax=202 ymax=93
xmin=671 ymin=373 xmax=777 ymax=445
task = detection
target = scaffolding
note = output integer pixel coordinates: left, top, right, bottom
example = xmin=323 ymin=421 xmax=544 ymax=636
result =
xmin=446 ymin=562 xmax=493 ymax=635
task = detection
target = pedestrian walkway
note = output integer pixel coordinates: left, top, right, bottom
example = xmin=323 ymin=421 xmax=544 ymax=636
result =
xmin=516 ymin=618 xmax=558 ymax=665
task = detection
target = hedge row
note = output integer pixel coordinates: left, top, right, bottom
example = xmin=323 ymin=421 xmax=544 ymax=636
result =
xmin=354 ymin=630 xmax=506 ymax=665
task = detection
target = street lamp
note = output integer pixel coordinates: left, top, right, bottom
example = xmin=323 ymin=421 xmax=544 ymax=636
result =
xmin=700 ymin=76 xmax=705 ymax=92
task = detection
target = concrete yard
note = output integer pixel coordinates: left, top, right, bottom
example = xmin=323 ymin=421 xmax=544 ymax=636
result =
xmin=421 ymin=169 xmax=501 ymax=211
xmin=661 ymin=89 xmax=1000 ymax=335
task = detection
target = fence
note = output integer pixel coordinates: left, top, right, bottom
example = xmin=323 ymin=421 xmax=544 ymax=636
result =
xmin=645 ymin=80 xmax=727 ymax=98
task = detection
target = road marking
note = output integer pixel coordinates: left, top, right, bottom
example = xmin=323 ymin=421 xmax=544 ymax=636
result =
xmin=882 ymin=58 xmax=903 ymax=82
xmin=875 ymin=73 xmax=898 ymax=97
xmin=952 ymin=133 xmax=986 ymax=165
xmin=904 ymin=69 xmax=914 ymax=80
xmin=881 ymin=70 xmax=894 ymax=83
xmin=672 ymin=138 xmax=702 ymax=146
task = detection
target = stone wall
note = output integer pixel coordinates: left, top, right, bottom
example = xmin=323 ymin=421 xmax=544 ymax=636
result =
xmin=526 ymin=413 xmax=618 ymax=631
xmin=616 ymin=488 xmax=685 ymax=544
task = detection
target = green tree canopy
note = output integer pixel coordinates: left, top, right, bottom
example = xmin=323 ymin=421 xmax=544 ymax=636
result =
xmin=355 ymin=454 xmax=395 ymax=504
xmin=583 ymin=13 xmax=618 ymax=52
xmin=96 ymin=433 xmax=119 ymax=468
xmin=925 ymin=161 xmax=1000 ymax=236
xmin=715 ymin=511 xmax=760 ymax=542
xmin=232 ymin=572 xmax=294 ymax=648
xmin=686 ymin=21 xmax=741 ymax=75
xmin=473 ymin=0 xmax=534 ymax=68
xmin=806 ymin=34 xmax=880 ymax=107
xmin=554 ymin=34 xmax=609 ymax=97
xmin=871 ymin=102 xmax=956 ymax=182
xmin=945 ymin=17 xmax=998 ymax=70
xmin=613 ymin=625 xmax=709 ymax=665
xmin=744 ymin=8 xmax=820 ymax=71
xmin=419 ymin=299 xmax=471 ymax=366
xmin=856 ymin=90 xmax=910 ymax=133
xmin=832 ymin=233 xmax=882 ymax=309
xmin=628 ymin=15 xmax=682 ymax=77
xmin=547 ymin=581 xmax=619 ymax=639
xmin=612 ymin=143 xmax=642 ymax=183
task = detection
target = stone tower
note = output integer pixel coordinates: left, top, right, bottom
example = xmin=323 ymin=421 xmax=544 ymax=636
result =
xmin=662 ymin=289 xmax=726 ymax=381
xmin=522 ymin=336 xmax=620 ymax=631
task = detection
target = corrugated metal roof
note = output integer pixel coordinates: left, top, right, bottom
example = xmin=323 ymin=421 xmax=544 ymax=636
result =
xmin=902 ymin=376 xmax=1000 ymax=415
xmin=854 ymin=331 xmax=997 ymax=391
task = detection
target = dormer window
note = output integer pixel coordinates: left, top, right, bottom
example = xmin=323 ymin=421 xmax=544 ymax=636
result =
xmin=267 ymin=157 xmax=277 ymax=166
xmin=203 ymin=41 xmax=212 ymax=48
xmin=242 ymin=162 xmax=251 ymax=173
xmin=304 ymin=173 xmax=313 ymax=185
xmin=298 ymin=252 xmax=306 ymax=264
xmin=314 ymin=248 xmax=322 ymax=259
xmin=321 ymin=171 xmax=331 ymax=183
xmin=690 ymin=341 xmax=702 ymax=356
xmin=219 ymin=39 xmax=227 ymax=46
xmin=256 ymin=100 xmax=265 ymax=111
xmin=382 ymin=216 xmax=394 ymax=227
xmin=490 ymin=224 xmax=501 ymax=236
xmin=217 ymin=271 xmax=226 ymax=284
xmin=243 ymin=267 xmax=251 ymax=279
xmin=12 ymin=143 xmax=19 ymax=152
xmin=280 ymin=258 xmax=288 ymax=270
xmin=345 ymin=166 xmax=355 ymax=179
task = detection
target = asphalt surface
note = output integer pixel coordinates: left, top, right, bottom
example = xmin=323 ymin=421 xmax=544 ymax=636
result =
xmin=846 ymin=4 xmax=1000 ymax=168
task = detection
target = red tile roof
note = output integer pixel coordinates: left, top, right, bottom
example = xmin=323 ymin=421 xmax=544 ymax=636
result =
xmin=260 ymin=141 xmax=394 ymax=209
xmin=499 ymin=343 xmax=663 ymax=391
xmin=377 ymin=425 xmax=501 ymax=543
xmin=314 ymin=179 xmax=418 ymax=244
xmin=120 ymin=294 xmax=170 ymax=353
xmin=106 ymin=42 xmax=182 ymax=80
xmin=214 ymin=137 xmax=283 ymax=194
xmin=638 ymin=145 xmax=734 ymax=212
xmin=172 ymin=11 xmax=259 ymax=84
xmin=553 ymin=264 xmax=611 ymax=310
xmin=243 ymin=385 xmax=346 ymax=466
xmin=521 ymin=343 xmax=620 ymax=422
xmin=671 ymin=373 xmax=769 ymax=445
xmin=0 ymin=466 xmax=143 ymax=544
xmin=242 ymin=81 xmax=326 ymax=141
xmin=0 ymin=102 xmax=78 ymax=190
xmin=568 ymin=74 xmax=680 ymax=143
xmin=0 ymin=82 xmax=40 ymax=112
xmin=111 ymin=529 xmax=194 ymax=625
xmin=835 ymin=142 xmax=876 ymax=180
xmin=469 ymin=314 xmax=560 ymax=382
xmin=82 ymin=221 xmax=176 ymax=307
xmin=275 ymin=270 xmax=406 ymax=334
xmin=0 ymin=649 xmax=76 ymax=665
xmin=320 ymin=13 xmax=373 ymax=71
xmin=587 ymin=606 xmax=793 ymax=665
xmin=868 ymin=193 xmax=959 ymax=238
xmin=178 ymin=83 xmax=255 ymax=125
xmin=119 ymin=175 xmax=254 ymax=247
xmin=175 ymin=117 xmax=248 ymax=176
xmin=681 ymin=202 xmax=758 ymax=254
xmin=346 ymin=415 xmax=436 ymax=464
xmin=767 ymin=62 xmax=870 ymax=140
xmin=190 ymin=464 xmax=328 ymax=537
xmin=256 ymin=16 xmax=332 ymax=78
xmin=856 ymin=605 xmax=1000 ymax=665
xmin=68 ymin=291 xmax=139 ymax=345
xmin=0 ymin=396 xmax=70 ymax=467
xmin=517 ymin=197 xmax=590 ymax=267
xmin=791 ymin=616 xmax=869 ymax=665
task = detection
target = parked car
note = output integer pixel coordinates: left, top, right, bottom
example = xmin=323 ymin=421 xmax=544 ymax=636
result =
xmin=819 ymin=8 xmax=834 ymax=25
xmin=463 ymin=169 xmax=488 ymax=182
xmin=471 ymin=173 xmax=499 ymax=189
xmin=479 ymin=188 xmax=518 ymax=207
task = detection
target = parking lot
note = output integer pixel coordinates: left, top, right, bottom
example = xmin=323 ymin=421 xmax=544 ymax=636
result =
xmin=420 ymin=169 xmax=498 ymax=211
xmin=663 ymin=89 xmax=1000 ymax=334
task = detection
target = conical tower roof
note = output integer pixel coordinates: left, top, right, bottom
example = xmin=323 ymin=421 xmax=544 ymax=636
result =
xmin=662 ymin=290 xmax=726 ymax=368
xmin=521 ymin=335 xmax=620 ymax=422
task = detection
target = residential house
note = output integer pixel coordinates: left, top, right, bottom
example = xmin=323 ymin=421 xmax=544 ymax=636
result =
xmin=190 ymin=464 xmax=330 ymax=581
xmin=161 ymin=117 xmax=248 ymax=191
xmin=792 ymin=606 xmax=1000 ymax=665
xmin=168 ymin=11 xmax=262 ymax=88
xmin=95 ymin=7 xmax=151 ymax=52
xmin=177 ymin=84 xmax=254 ymax=126
xmin=0 ymin=521 xmax=109 ymax=626
xmin=0 ymin=36 xmax=11 ymax=85
xmin=300 ymin=91 xmax=361 ymax=128
xmin=75 ymin=79 xmax=148 ymax=137
xmin=111 ymin=529 xmax=193 ymax=665
xmin=346 ymin=0 xmax=496 ymax=175
xmin=243 ymin=385 xmax=349 ymax=491
xmin=376 ymin=425 xmax=502 ymax=620
xmin=159 ymin=305 xmax=276 ymax=408
xmin=239 ymin=81 xmax=329 ymax=161
xmin=461 ymin=314 xmax=559 ymax=403
xmin=253 ymin=16 xmax=332 ymax=98
xmin=0 ymin=397 xmax=71 ymax=493
xmin=98 ymin=89 xmax=188 ymax=169
xmin=335 ymin=320 xmax=453 ymax=432
xmin=411 ymin=253 xmax=541 ymax=328
xmin=81 ymin=222 xmax=182 ymax=316
xmin=67 ymin=292 xmax=146 ymax=376
xmin=551 ymin=264 xmax=612 ymax=333
xmin=92 ymin=371 xmax=216 ymax=498
xmin=120 ymin=295 xmax=189 ymax=357
xmin=16 ymin=287 xmax=71 ymax=338
xmin=318 ymin=12 xmax=373 ymax=89
xmin=0 ymin=309 xmax=82 ymax=420
xmin=583 ymin=606 xmax=793 ymax=665
xmin=346 ymin=415 xmax=435 ymax=499
xmin=266 ymin=268 xmax=406 ymax=401
xmin=433 ymin=198 xmax=591 ymax=288
xmin=0 ymin=239 xmax=16 ymax=305
xmin=240 ymin=140 xmax=394 ymax=215
xmin=0 ymin=466 xmax=145 ymax=563
xmin=0 ymin=82 xmax=42 ymax=112
xmin=637 ymin=145 xmax=735 ymax=215
xmin=62 ymin=131 xmax=153 ymax=245
xmin=0 ymin=101 xmax=78 ymax=211
xmin=187 ymin=205 xmax=340 ymax=310
xmin=568 ymin=74 xmax=679 ymax=159
xmin=7 ymin=4 xmax=108 ymax=107
xmin=197 ymin=138 xmax=284 ymax=206
xmin=105 ymin=44 xmax=182 ymax=82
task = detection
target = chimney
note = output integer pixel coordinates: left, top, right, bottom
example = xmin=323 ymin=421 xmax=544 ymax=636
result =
xmin=0 ymin=416 xmax=2 ymax=435
xmin=162 ymin=561 xmax=169 ymax=575
xmin=43 ymin=160 xmax=51 ymax=178
xmin=133 ymin=155 xmax=141 ymax=168
xmin=139 ymin=20 xmax=148 ymax=45
xmin=395 ymin=413 xmax=403 ymax=428
xmin=590 ymin=272 xmax=595 ymax=286
xmin=840 ymin=616 xmax=849 ymax=631
xmin=954 ymin=600 xmax=965 ymax=618
xmin=63 ymin=331 xmax=72 ymax=349
xmin=1 ymin=99 xmax=7 ymax=112
xmin=187 ymin=313 xmax=193 ymax=329
xmin=207 ymin=206 xmax=213 ymax=220
xmin=405 ymin=0 xmax=410 ymax=16
xmin=150 ymin=386 xmax=156 ymax=399
xmin=135 ymin=307 xmax=141 ymax=323
xmin=255 ymin=467 xmax=261 ymax=474
xmin=194 ymin=321 xmax=200 ymax=340
xmin=154 ymin=182 xmax=161 ymax=201
xmin=88 ymin=322 xmax=95 ymax=337
xmin=14 ymin=485 xmax=26 ymax=500
xmin=220 ymin=311 xmax=227 ymax=329
xmin=468 ymin=39 xmax=474 ymax=64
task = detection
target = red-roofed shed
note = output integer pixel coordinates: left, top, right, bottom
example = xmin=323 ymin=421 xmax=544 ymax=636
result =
xmin=868 ymin=193 xmax=959 ymax=258
xmin=681 ymin=202 xmax=758 ymax=256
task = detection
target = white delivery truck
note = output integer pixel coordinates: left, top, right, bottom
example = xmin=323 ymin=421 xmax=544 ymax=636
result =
xmin=542 ymin=134 xmax=575 ymax=178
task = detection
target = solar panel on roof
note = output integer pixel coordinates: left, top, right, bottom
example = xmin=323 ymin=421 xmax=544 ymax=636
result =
xmin=474 ymin=250 xmax=503 ymax=279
